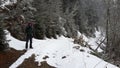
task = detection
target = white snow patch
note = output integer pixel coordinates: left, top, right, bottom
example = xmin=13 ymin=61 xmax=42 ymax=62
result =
xmin=0 ymin=0 xmax=17 ymax=8
xmin=88 ymin=31 xmax=104 ymax=52
xmin=77 ymin=31 xmax=104 ymax=52
xmin=6 ymin=30 xmax=118 ymax=68
xmin=6 ymin=31 xmax=25 ymax=50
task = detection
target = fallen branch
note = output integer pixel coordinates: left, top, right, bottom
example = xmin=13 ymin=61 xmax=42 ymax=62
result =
xmin=95 ymin=37 xmax=106 ymax=51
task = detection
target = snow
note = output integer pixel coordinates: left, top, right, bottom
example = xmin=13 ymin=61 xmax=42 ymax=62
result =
xmin=6 ymin=30 xmax=118 ymax=68
xmin=6 ymin=31 xmax=25 ymax=50
xmin=87 ymin=31 xmax=104 ymax=52
xmin=0 ymin=0 xmax=17 ymax=8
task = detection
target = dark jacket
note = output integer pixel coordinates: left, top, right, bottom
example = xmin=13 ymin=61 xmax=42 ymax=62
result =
xmin=25 ymin=24 xmax=33 ymax=36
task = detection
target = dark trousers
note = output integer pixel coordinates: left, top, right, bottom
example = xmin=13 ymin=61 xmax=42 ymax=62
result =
xmin=26 ymin=35 xmax=33 ymax=49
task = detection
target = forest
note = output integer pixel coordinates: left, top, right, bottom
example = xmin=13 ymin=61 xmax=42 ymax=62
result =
xmin=0 ymin=0 xmax=120 ymax=68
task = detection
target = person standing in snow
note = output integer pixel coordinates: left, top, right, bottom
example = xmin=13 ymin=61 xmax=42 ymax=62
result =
xmin=25 ymin=22 xmax=33 ymax=49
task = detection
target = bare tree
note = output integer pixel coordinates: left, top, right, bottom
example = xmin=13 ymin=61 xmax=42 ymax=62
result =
xmin=105 ymin=0 xmax=120 ymax=66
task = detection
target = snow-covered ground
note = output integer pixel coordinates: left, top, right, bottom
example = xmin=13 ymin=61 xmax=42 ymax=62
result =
xmin=6 ymin=30 xmax=118 ymax=68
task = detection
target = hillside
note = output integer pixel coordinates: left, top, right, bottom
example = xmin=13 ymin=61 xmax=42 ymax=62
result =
xmin=5 ymin=30 xmax=117 ymax=68
xmin=0 ymin=0 xmax=120 ymax=67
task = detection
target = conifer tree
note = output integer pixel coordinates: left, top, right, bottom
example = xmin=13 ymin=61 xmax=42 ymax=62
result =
xmin=0 ymin=26 xmax=8 ymax=51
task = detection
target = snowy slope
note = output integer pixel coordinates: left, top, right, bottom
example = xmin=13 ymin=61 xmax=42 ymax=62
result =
xmin=6 ymin=31 xmax=118 ymax=68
